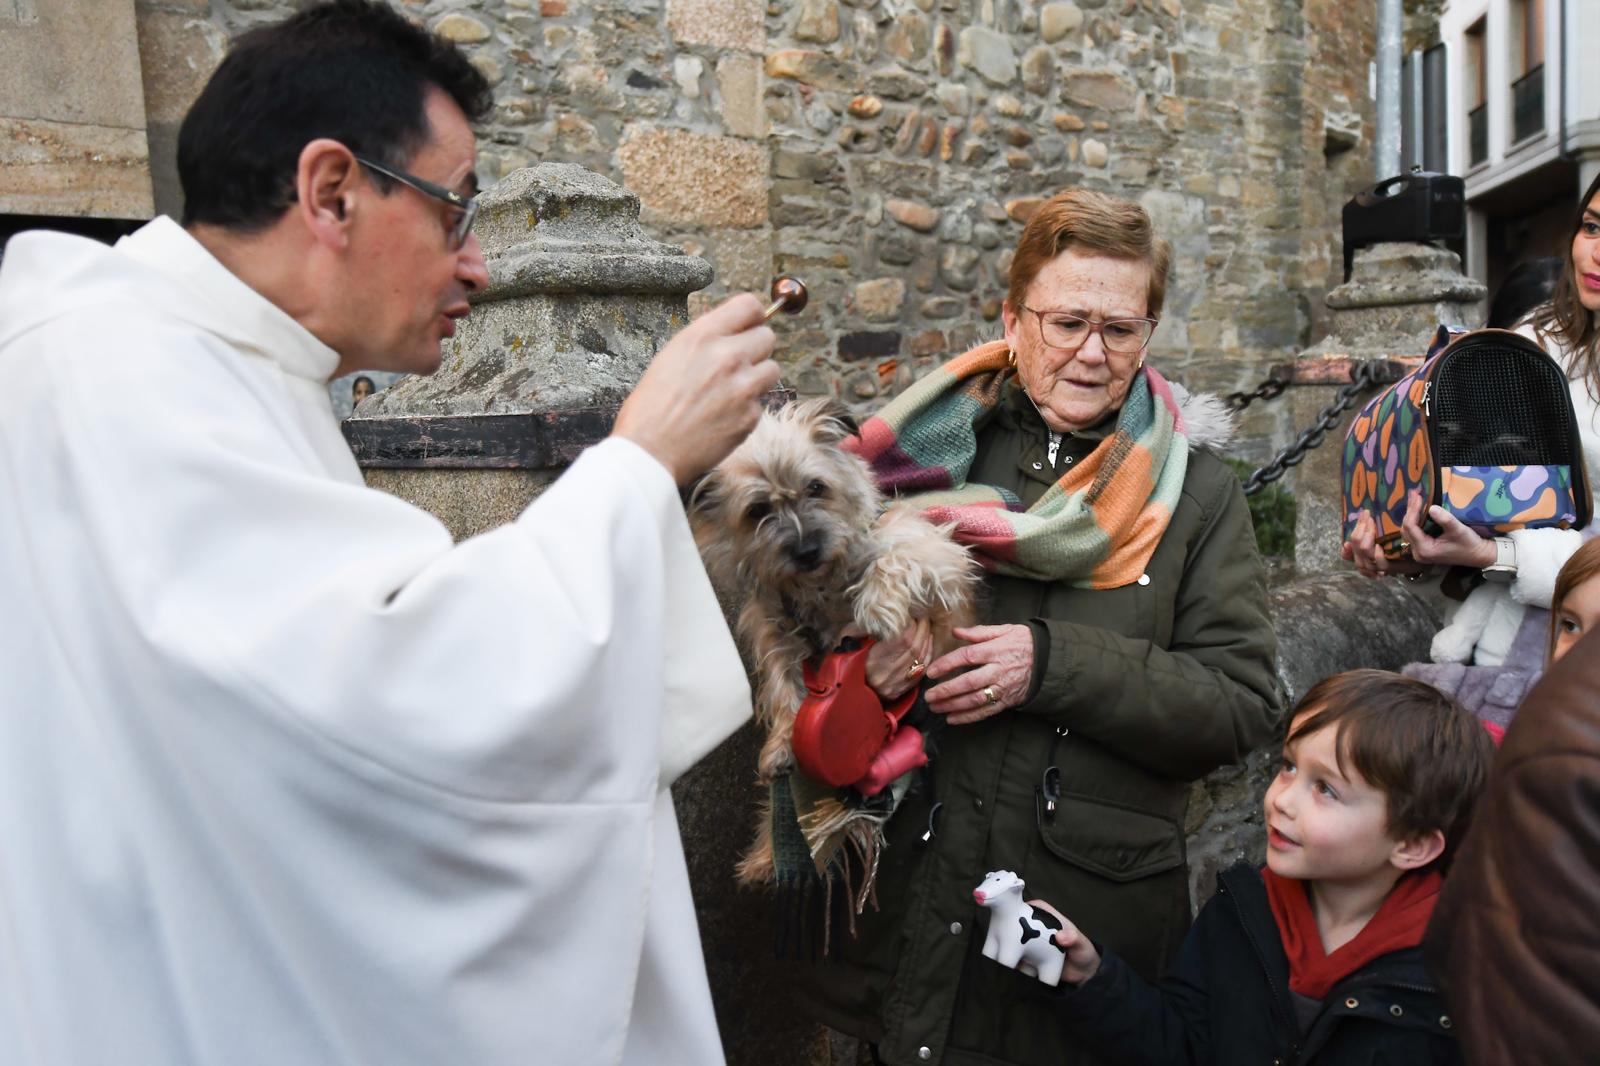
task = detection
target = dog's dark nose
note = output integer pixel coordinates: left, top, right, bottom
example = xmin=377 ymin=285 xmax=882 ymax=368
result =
xmin=791 ymin=541 xmax=824 ymax=571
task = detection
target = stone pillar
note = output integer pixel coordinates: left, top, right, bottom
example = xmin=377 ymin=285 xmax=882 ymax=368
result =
xmin=0 ymin=0 xmax=154 ymax=220
xmin=347 ymin=163 xmax=712 ymax=536
xmin=1288 ymin=242 xmax=1486 ymax=574
xmin=344 ymin=162 xmax=829 ymax=1066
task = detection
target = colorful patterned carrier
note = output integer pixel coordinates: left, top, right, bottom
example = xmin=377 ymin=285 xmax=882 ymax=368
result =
xmin=1341 ymin=327 xmax=1592 ymax=559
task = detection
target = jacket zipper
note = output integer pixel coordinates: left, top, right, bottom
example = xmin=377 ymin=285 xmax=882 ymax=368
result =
xmin=1038 ymin=725 xmax=1069 ymax=821
xmin=1419 ymin=355 xmax=1445 ymax=522
xmin=1220 ymin=881 xmax=1301 ymax=1063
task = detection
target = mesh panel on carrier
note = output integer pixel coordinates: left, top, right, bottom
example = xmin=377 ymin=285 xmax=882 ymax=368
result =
xmin=1431 ymin=339 xmax=1578 ymax=466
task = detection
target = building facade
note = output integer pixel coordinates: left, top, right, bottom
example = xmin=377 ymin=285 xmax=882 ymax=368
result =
xmin=1440 ymin=0 xmax=1598 ymax=294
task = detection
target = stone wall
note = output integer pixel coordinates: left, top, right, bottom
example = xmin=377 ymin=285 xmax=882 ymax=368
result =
xmin=134 ymin=0 xmax=229 ymax=221
xmin=0 ymin=0 xmax=155 ymax=221
xmin=127 ymin=0 xmax=1384 ymax=451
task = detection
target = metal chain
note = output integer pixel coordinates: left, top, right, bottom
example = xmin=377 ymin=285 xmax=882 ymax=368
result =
xmin=1239 ymin=360 xmax=1398 ymax=498
xmin=1224 ymin=374 xmax=1292 ymax=411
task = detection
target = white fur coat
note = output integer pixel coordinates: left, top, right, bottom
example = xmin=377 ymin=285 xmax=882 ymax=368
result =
xmin=1169 ymin=381 xmax=1239 ymax=452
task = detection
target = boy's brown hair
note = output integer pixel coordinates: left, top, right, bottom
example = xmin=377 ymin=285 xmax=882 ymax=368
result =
xmin=1287 ymin=669 xmax=1495 ymax=872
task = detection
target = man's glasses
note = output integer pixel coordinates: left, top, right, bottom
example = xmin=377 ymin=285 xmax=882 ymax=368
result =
xmin=353 ymin=153 xmax=479 ymax=250
xmin=1021 ymin=305 xmax=1157 ymax=355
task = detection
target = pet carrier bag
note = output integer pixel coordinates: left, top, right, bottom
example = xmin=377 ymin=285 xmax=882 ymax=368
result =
xmin=1341 ymin=326 xmax=1591 ymax=559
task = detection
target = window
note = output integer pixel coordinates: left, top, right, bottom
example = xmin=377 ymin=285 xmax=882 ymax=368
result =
xmin=1511 ymin=0 xmax=1546 ymax=143
xmin=1467 ymin=19 xmax=1488 ymax=165
xmin=1515 ymin=0 xmax=1546 ymax=74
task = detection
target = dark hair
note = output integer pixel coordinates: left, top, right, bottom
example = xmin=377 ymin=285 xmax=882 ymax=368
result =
xmin=1287 ymin=669 xmax=1494 ymax=873
xmin=1529 ymin=170 xmax=1600 ymax=396
xmin=1006 ymin=187 xmax=1172 ymax=318
xmin=1488 ymin=256 xmax=1562 ymax=330
xmin=178 ymin=0 xmax=492 ymax=231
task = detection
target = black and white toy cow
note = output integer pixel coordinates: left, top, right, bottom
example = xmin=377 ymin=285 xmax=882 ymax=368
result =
xmin=972 ymin=869 xmax=1069 ymax=986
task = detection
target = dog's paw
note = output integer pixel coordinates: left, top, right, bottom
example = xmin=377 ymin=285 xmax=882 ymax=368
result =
xmin=852 ymin=579 xmax=914 ymax=641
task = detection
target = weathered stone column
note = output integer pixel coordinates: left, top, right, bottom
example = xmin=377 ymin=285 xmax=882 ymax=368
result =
xmin=347 ymin=162 xmax=711 ymax=532
xmin=344 ymin=162 xmax=829 ymax=1066
xmin=1289 ymin=242 xmax=1487 ymax=572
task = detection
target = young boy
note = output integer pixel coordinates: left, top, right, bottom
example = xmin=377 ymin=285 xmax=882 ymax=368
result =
xmin=1013 ymin=669 xmax=1494 ymax=1065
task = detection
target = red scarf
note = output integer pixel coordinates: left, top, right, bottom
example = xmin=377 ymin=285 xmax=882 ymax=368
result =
xmin=1261 ymin=867 xmax=1442 ymax=1000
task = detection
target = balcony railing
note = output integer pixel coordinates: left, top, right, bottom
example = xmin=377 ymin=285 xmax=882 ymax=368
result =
xmin=1468 ymin=103 xmax=1488 ymax=166
xmin=1512 ymin=64 xmax=1545 ymax=145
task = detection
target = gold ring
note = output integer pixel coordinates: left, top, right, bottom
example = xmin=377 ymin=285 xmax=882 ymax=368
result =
xmin=1397 ymin=539 xmax=1412 ymax=552
xmin=982 ymin=685 xmax=998 ymax=705
xmin=907 ymin=659 xmax=924 ymax=678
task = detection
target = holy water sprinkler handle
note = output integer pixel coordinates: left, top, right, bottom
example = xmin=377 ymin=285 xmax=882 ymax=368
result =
xmin=761 ymin=276 xmax=808 ymax=321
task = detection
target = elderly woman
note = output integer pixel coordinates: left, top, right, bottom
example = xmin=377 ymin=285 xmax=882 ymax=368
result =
xmin=796 ymin=188 xmax=1282 ymax=1066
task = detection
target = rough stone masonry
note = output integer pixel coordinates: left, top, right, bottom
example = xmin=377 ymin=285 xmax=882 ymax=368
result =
xmin=138 ymin=0 xmax=1387 ymax=458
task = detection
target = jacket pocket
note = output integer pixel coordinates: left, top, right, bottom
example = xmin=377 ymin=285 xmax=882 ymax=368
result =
xmin=1034 ymin=791 xmax=1186 ymax=883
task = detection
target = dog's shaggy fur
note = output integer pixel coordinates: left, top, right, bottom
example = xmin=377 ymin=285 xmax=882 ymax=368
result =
xmin=688 ymin=399 xmax=979 ymax=881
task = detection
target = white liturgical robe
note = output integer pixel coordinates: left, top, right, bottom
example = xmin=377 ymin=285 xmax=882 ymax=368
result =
xmin=0 ymin=218 xmax=752 ymax=1066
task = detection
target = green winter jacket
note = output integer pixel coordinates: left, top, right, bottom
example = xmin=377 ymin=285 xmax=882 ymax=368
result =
xmin=792 ymin=381 xmax=1282 ymax=1066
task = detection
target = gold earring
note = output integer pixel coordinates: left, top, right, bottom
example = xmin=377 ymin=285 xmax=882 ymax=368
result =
xmin=1007 ymin=346 xmax=1017 ymax=367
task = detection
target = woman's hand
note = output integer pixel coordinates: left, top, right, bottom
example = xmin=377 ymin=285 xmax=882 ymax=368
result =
xmin=864 ymin=618 xmax=933 ymax=701
xmin=1341 ymin=510 xmax=1424 ymax=578
xmin=1399 ymin=490 xmax=1496 ymax=569
xmin=1027 ymin=898 xmax=1102 ymax=986
xmin=924 ymin=624 xmax=1035 ymax=725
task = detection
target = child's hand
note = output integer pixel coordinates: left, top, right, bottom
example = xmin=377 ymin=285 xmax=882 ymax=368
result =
xmin=1027 ymin=898 xmax=1102 ymax=985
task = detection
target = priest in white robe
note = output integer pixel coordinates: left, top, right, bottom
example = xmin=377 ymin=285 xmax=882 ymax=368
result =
xmin=0 ymin=4 xmax=779 ymax=1064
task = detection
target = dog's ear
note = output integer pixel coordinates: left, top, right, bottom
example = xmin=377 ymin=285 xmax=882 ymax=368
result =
xmin=799 ymin=398 xmax=860 ymax=445
xmin=684 ymin=469 xmax=724 ymax=519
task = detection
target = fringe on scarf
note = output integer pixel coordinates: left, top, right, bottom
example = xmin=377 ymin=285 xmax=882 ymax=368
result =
xmin=767 ymin=772 xmax=903 ymax=959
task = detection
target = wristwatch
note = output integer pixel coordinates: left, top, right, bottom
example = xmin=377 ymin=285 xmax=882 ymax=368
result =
xmin=1481 ymin=536 xmax=1517 ymax=583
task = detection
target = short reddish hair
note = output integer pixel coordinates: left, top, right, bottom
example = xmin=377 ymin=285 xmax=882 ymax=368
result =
xmin=1550 ymin=538 xmax=1600 ymax=663
xmin=1005 ymin=188 xmax=1173 ymax=318
xmin=1286 ymin=670 xmax=1494 ymax=873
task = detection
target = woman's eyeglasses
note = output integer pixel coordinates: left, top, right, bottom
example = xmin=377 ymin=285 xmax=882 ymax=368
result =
xmin=1021 ymin=305 xmax=1157 ymax=354
xmin=353 ymin=153 xmax=479 ymax=250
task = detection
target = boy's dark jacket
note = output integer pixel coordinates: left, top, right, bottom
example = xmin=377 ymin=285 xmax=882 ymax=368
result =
xmin=1048 ymin=863 xmax=1462 ymax=1066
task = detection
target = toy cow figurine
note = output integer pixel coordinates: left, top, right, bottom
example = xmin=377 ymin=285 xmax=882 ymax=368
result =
xmin=972 ymin=870 xmax=1069 ymax=986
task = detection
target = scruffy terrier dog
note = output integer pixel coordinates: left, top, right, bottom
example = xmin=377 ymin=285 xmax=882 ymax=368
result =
xmin=689 ymin=399 xmax=979 ymax=877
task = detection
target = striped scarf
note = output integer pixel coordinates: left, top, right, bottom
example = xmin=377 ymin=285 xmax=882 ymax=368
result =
xmin=848 ymin=339 xmax=1188 ymax=588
